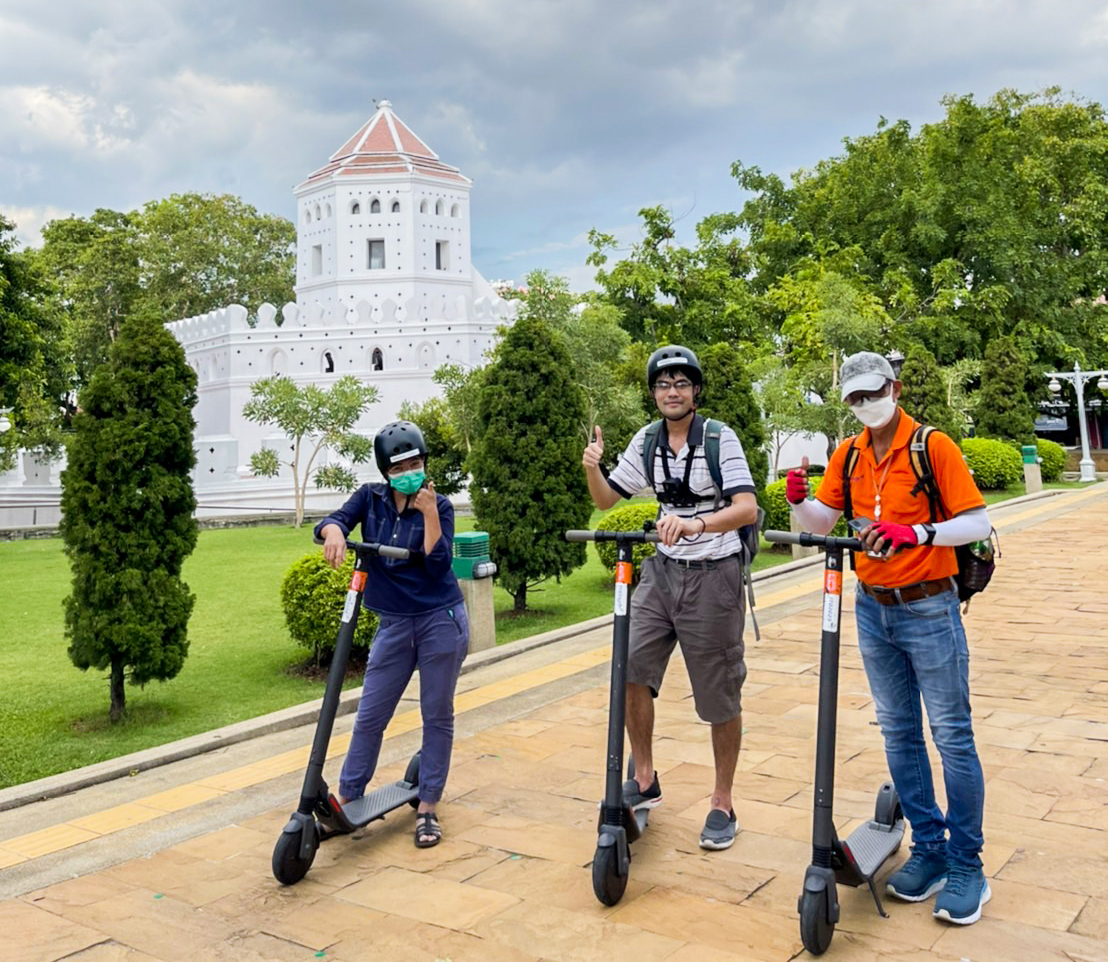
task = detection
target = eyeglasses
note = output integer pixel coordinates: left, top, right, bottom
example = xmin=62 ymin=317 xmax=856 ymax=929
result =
xmin=386 ymin=457 xmax=424 ymax=476
xmin=653 ymin=379 xmax=694 ymax=394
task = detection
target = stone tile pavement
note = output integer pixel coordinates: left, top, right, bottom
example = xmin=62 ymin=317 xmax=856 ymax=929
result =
xmin=3 ymin=487 xmax=1108 ymax=961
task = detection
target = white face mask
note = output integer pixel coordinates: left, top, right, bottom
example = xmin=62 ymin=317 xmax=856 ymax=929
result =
xmin=851 ymin=394 xmax=897 ymax=429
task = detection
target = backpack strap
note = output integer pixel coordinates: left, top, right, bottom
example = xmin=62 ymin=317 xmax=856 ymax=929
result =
xmin=841 ymin=436 xmax=861 ymax=521
xmin=907 ymin=425 xmax=948 ymax=522
xmin=641 ymin=420 xmax=663 ymax=494
xmin=702 ymin=418 xmax=725 ymax=506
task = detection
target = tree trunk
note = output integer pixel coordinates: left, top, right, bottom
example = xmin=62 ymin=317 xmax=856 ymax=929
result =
xmin=513 ymin=584 xmax=527 ymax=612
xmin=292 ymin=438 xmax=303 ymax=527
xmin=109 ymin=656 xmax=126 ymax=723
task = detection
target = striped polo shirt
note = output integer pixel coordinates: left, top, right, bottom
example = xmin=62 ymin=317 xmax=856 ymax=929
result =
xmin=606 ymin=414 xmax=756 ymax=561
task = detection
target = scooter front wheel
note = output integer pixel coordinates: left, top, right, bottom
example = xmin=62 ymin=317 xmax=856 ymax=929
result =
xmin=799 ymin=887 xmax=835 ymax=955
xmin=272 ymin=822 xmax=318 ymax=885
xmin=591 ymin=843 xmax=628 ymax=906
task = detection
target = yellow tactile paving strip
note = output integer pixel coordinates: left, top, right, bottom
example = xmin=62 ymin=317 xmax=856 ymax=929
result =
xmin=1 ymin=484 xmax=1102 ymax=869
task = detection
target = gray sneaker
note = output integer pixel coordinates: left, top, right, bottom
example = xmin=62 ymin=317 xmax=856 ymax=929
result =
xmin=699 ymin=809 xmax=738 ymax=850
xmin=622 ymin=772 xmax=662 ymax=810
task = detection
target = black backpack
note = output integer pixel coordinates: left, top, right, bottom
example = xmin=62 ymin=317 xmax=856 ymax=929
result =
xmin=642 ymin=418 xmax=764 ymax=637
xmin=841 ymin=424 xmax=998 ymax=604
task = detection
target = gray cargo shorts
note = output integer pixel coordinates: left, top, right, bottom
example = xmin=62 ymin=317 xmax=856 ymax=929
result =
xmin=628 ymin=552 xmax=747 ymax=724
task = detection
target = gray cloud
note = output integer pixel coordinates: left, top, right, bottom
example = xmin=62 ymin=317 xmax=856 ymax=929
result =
xmin=1 ymin=0 xmax=1106 ymax=288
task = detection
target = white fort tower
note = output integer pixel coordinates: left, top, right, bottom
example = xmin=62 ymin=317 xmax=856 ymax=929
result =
xmin=163 ymin=100 xmax=517 ymax=513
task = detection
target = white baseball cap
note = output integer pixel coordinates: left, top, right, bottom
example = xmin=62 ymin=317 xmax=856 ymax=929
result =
xmin=840 ymin=351 xmax=895 ymax=401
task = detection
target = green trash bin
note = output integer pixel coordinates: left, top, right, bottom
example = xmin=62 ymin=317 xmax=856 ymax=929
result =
xmin=452 ymin=531 xmax=490 ymax=580
xmin=1021 ymin=445 xmax=1038 ymax=465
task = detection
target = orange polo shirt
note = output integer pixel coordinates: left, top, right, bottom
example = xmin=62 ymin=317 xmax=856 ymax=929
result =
xmin=815 ymin=409 xmax=984 ymax=588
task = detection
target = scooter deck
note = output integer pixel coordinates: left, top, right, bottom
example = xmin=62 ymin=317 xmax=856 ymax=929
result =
xmin=842 ymin=818 xmax=905 ymax=878
xmin=319 ymin=780 xmax=418 ymax=834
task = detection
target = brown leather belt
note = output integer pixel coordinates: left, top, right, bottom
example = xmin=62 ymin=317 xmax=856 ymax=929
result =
xmin=860 ymin=577 xmax=956 ymax=606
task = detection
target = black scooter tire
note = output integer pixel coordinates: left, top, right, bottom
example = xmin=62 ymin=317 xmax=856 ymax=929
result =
xmin=591 ymin=844 xmax=628 ymax=906
xmin=404 ymin=751 xmax=422 ymax=809
xmin=799 ymin=888 xmax=835 ymax=956
xmin=272 ymin=822 xmax=318 ymax=886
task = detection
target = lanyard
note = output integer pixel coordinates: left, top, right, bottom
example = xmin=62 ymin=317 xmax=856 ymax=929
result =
xmin=871 ymin=456 xmax=894 ymax=520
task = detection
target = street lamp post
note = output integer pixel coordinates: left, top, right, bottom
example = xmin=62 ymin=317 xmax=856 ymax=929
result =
xmin=1047 ymin=362 xmax=1108 ymax=483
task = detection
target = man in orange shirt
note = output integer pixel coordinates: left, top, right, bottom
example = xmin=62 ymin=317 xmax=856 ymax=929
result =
xmin=786 ymin=351 xmax=994 ymax=926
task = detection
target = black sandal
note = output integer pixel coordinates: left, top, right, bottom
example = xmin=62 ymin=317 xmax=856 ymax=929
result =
xmin=415 ymin=812 xmax=442 ymax=848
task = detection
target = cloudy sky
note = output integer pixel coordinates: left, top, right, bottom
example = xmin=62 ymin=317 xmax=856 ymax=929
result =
xmin=3 ymin=1 xmax=1107 ymax=292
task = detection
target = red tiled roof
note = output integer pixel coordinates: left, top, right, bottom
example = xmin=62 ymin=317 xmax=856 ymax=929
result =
xmin=299 ymin=100 xmax=468 ymax=189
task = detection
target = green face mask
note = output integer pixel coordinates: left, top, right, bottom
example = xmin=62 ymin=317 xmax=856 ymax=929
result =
xmin=390 ymin=470 xmax=426 ymax=495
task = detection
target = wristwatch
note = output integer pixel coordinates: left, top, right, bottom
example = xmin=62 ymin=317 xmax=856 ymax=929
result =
xmin=920 ymin=523 xmax=937 ymax=545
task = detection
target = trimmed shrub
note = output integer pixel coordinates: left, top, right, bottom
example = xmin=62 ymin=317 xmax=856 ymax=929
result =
xmin=960 ymin=438 xmax=1022 ymax=490
xmin=1035 ymin=438 xmax=1066 ymax=482
xmin=764 ymin=479 xmax=791 ymax=534
xmin=594 ymin=501 xmax=660 ymax=580
xmin=281 ymin=553 xmax=379 ymax=663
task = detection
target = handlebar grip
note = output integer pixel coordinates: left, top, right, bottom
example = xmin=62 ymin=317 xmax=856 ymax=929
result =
xmin=565 ymin=529 xmax=662 ymax=543
xmin=312 ymin=534 xmax=411 ymax=560
xmin=764 ymin=529 xmax=864 ymax=552
xmin=764 ymin=530 xmax=802 ymax=546
xmin=565 ymin=530 xmax=593 ymax=542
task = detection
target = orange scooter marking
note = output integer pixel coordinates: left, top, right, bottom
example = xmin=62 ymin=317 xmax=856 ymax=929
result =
xmin=350 ymin=571 xmax=367 ymax=592
xmin=616 ymin=561 xmax=633 ymax=585
xmin=824 ymin=570 xmax=842 ymax=595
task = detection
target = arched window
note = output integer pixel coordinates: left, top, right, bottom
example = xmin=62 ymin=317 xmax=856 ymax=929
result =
xmin=371 ymin=348 xmax=384 ymax=371
xmin=303 ymin=209 xmax=311 ymax=224
xmin=314 ymin=204 xmax=321 ymax=220
xmin=391 ymin=200 xmax=400 ymax=213
xmin=323 ymin=351 xmax=335 ymax=374
xmin=325 ymin=203 xmax=332 ymax=218
xmin=350 ymin=201 xmax=361 ymax=215
xmin=450 ymin=203 xmax=460 ymax=217
xmin=435 ymin=199 xmax=444 ymax=215
xmin=370 ymin=198 xmax=381 ymax=214
xmin=419 ymin=199 xmax=428 ymax=214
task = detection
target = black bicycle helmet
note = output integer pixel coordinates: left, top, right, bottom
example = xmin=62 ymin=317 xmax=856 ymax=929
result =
xmin=646 ymin=345 xmax=703 ymax=387
xmin=374 ymin=420 xmax=428 ymax=477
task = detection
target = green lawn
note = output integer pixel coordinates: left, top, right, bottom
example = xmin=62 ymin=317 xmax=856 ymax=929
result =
xmin=0 ymin=481 xmax=1078 ymax=788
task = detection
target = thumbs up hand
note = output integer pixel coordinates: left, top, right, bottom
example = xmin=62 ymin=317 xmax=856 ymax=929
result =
xmin=785 ymin=456 xmax=811 ymax=505
xmin=582 ymin=425 xmax=605 ymax=470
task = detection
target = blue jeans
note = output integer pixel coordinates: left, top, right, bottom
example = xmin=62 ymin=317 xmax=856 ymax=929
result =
xmin=339 ymin=605 xmax=469 ymax=805
xmin=854 ymin=586 xmax=985 ymax=869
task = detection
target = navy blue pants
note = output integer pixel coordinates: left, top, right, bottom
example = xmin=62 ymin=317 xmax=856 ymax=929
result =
xmin=339 ymin=604 xmax=469 ymax=804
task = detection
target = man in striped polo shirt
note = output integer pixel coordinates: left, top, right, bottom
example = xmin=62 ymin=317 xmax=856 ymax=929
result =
xmin=582 ymin=345 xmax=759 ymax=850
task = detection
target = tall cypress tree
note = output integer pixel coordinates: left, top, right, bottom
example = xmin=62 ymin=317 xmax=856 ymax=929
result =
xmin=60 ymin=312 xmax=199 ymax=721
xmin=898 ymin=343 xmax=963 ymax=439
xmin=468 ymin=315 xmax=591 ymax=612
xmin=974 ymin=336 xmax=1036 ymax=444
xmin=696 ymin=341 xmax=769 ymax=494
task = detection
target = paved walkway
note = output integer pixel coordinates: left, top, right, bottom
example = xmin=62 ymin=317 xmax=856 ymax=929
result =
xmin=3 ymin=487 xmax=1108 ymax=961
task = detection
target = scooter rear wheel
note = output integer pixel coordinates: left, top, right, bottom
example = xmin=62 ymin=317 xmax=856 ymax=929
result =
xmin=404 ymin=751 xmax=422 ymax=809
xmin=272 ymin=822 xmax=318 ymax=886
xmin=591 ymin=844 xmax=628 ymax=906
xmin=799 ymin=888 xmax=835 ymax=956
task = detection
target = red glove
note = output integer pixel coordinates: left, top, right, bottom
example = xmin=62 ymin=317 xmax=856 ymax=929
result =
xmin=869 ymin=521 xmax=918 ymax=554
xmin=785 ymin=468 xmax=810 ymax=505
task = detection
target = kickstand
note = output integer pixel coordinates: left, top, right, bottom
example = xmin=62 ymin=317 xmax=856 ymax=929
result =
xmin=866 ymin=875 xmax=890 ymax=918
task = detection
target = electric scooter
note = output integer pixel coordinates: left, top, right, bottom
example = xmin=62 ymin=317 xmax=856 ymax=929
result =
xmin=565 ymin=525 xmax=661 ymax=906
xmin=272 ymin=536 xmax=421 ymax=886
xmin=764 ymin=529 xmax=905 ymax=956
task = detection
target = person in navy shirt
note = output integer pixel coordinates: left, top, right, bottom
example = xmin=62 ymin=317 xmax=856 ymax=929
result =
xmin=315 ymin=420 xmax=468 ymax=847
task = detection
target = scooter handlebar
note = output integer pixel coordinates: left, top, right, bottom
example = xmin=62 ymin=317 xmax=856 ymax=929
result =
xmin=565 ymin=529 xmax=662 ymax=543
xmin=764 ymin=529 xmax=863 ymax=552
xmin=313 ymin=535 xmax=411 ymax=560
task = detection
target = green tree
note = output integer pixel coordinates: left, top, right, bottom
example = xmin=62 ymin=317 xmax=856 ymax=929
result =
xmin=433 ymin=363 xmax=486 ymax=456
xmin=516 ymin=270 xmax=642 ymax=447
xmin=398 ymin=396 xmax=467 ymax=496
xmin=35 ymin=209 xmax=143 ymax=391
xmin=750 ymin=357 xmax=810 ymax=479
xmin=0 ymin=216 xmax=69 ymax=469
xmin=974 ymin=336 xmax=1037 ymax=443
xmin=59 ymin=312 xmax=198 ymax=722
xmin=138 ymin=193 xmax=296 ymax=321
xmin=243 ymin=375 xmax=379 ymax=527
xmin=696 ymin=342 xmax=769 ymax=493
xmin=898 ymin=343 xmax=963 ymax=439
xmin=588 ymin=206 xmax=763 ymax=346
xmin=468 ymin=315 xmax=591 ymax=612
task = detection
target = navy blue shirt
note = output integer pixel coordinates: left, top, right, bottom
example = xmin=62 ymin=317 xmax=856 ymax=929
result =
xmin=313 ymin=483 xmax=464 ymax=616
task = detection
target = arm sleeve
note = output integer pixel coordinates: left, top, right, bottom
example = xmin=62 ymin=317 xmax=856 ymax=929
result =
xmin=424 ymin=496 xmax=455 ymax=579
xmin=813 ymin=440 xmax=850 ymax=512
xmin=718 ymin=426 xmax=757 ymax=496
xmin=606 ymin=428 xmax=650 ymax=499
xmin=930 ymin=431 xmax=986 ymax=516
xmin=789 ymin=497 xmax=842 ymax=535
xmin=913 ymin=506 xmax=991 ymax=547
xmin=313 ymin=486 xmax=368 ymax=541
